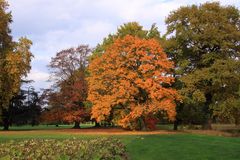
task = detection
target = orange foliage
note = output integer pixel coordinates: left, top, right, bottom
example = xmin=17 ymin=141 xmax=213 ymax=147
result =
xmin=40 ymin=72 xmax=90 ymax=125
xmin=40 ymin=107 xmax=65 ymax=124
xmin=88 ymin=35 xmax=180 ymax=130
xmin=145 ymin=116 xmax=158 ymax=130
xmin=60 ymin=71 xmax=89 ymax=123
xmin=46 ymin=45 xmax=91 ymax=126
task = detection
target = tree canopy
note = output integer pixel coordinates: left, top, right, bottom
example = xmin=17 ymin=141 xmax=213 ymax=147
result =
xmin=47 ymin=45 xmax=91 ymax=128
xmin=88 ymin=35 xmax=180 ymax=130
xmin=164 ymin=2 xmax=240 ymax=128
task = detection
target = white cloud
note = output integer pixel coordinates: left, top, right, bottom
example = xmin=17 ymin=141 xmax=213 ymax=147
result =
xmin=26 ymin=69 xmax=51 ymax=90
xmin=28 ymin=69 xmax=49 ymax=82
xmin=30 ymin=20 xmax=115 ymax=61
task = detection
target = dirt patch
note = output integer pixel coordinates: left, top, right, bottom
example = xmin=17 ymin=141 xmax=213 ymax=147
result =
xmin=59 ymin=128 xmax=178 ymax=135
xmin=0 ymin=128 xmax=177 ymax=136
xmin=182 ymin=129 xmax=237 ymax=137
xmin=1 ymin=128 xmax=238 ymax=137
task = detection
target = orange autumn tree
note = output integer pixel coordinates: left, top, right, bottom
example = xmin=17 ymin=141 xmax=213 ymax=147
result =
xmin=88 ymin=35 xmax=180 ymax=130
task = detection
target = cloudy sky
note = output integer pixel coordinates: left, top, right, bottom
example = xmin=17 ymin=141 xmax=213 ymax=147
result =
xmin=8 ymin=0 xmax=239 ymax=90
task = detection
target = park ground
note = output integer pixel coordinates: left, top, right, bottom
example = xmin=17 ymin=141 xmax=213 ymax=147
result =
xmin=0 ymin=124 xmax=240 ymax=160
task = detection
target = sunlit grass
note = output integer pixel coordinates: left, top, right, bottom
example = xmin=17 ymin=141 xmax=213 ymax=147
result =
xmin=5 ymin=123 xmax=94 ymax=131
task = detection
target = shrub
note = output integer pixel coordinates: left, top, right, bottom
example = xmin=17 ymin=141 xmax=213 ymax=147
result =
xmin=145 ymin=117 xmax=158 ymax=130
xmin=0 ymin=137 xmax=128 ymax=160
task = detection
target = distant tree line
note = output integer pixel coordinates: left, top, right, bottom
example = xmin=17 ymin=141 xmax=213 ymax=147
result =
xmin=0 ymin=88 xmax=41 ymax=129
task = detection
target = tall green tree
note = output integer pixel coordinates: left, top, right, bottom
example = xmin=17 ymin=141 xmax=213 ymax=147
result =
xmin=164 ymin=2 xmax=240 ymax=129
xmin=0 ymin=0 xmax=33 ymax=130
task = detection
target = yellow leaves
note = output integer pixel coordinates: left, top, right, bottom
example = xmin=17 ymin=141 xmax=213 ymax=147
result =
xmin=192 ymin=90 xmax=206 ymax=103
xmin=5 ymin=38 xmax=32 ymax=78
xmin=0 ymin=37 xmax=33 ymax=109
xmin=6 ymin=53 xmax=20 ymax=74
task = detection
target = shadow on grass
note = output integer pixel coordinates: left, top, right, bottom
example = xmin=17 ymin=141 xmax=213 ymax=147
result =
xmin=0 ymin=124 xmax=95 ymax=131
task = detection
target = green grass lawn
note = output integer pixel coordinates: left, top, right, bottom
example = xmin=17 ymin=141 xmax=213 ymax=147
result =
xmin=4 ymin=123 xmax=95 ymax=131
xmin=125 ymin=134 xmax=240 ymax=160
xmin=2 ymin=124 xmax=173 ymax=131
xmin=0 ymin=130 xmax=239 ymax=160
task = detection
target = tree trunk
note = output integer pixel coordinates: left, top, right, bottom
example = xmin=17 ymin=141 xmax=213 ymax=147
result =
xmin=202 ymin=93 xmax=212 ymax=130
xmin=95 ymin=122 xmax=100 ymax=128
xmin=139 ymin=117 xmax=147 ymax=131
xmin=3 ymin=119 xmax=9 ymax=130
xmin=72 ymin=121 xmax=81 ymax=129
xmin=103 ymin=121 xmax=107 ymax=127
xmin=235 ymin=118 xmax=239 ymax=126
xmin=112 ymin=122 xmax=115 ymax=127
xmin=173 ymin=120 xmax=178 ymax=131
xmin=2 ymin=109 xmax=9 ymax=130
xmin=202 ymin=118 xmax=212 ymax=130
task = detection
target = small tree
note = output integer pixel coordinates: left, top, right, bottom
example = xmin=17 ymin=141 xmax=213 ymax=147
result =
xmin=48 ymin=45 xmax=91 ymax=128
xmin=1 ymin=88 xmax=41 ymax=129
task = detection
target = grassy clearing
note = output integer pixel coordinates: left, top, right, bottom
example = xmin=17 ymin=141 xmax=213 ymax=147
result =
xmin=125 ymin=134 xmax=240 ymax=160
xmin=3 ymin=123 xmax=94 ymax=131
xmin=2 ymin=124 xmax=173 ymax=131
xmin=4 ymin=123 xmax=239 ymax=132
xmin=0 ymin=129 xmax=239 ymax=160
